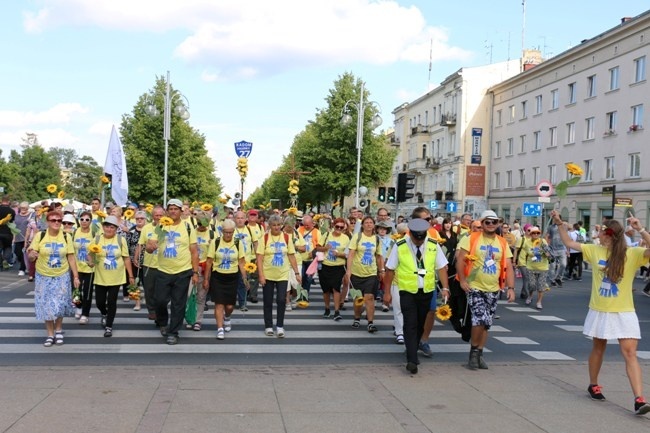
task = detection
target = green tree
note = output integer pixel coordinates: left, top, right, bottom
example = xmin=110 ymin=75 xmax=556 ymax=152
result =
xmin=48 ymin=147 xmax=78 ymax=169
xmin=7 ymin=136 xmax=60 ymax=202
xmin=120 ymin=77 xmax=223 ymax=204
xmin=66 ymin=155 xmax=104 ymax=203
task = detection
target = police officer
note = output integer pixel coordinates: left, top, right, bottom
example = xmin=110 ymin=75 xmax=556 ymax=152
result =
xmin=384 ymin=218 xmax=449 ymax=374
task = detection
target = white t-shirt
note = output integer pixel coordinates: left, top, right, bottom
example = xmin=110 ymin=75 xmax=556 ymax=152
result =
xmin=385 ymin=237 xmax=448 ymax=289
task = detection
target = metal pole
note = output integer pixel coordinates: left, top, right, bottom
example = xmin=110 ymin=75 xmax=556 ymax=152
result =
xmin=355 ymin=82 xmax=364 ymax=209
xmin=163 ymin=70 xmax=171 ymax=207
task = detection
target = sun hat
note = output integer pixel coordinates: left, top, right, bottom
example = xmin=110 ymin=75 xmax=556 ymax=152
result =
xmin=103 ymin=215 xmax=119 ymax=227
xmin=480 ymin=210 xmax=499 ymax=221
xmin=167 ymin=198 xmax=183 ymax=209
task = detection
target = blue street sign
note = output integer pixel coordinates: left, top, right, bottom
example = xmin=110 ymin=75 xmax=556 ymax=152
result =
xmin=522 ymin=202 xmax=542 ymax=217
xmin=234 ymin=140 xmax=253 ymax=158
xmin=429 ymin=200 xmax=438 ymax=210
xmin=446 ymin=201 xmax=458 ymax=212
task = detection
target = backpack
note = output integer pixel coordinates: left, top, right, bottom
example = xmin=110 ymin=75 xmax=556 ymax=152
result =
xmin=94 ymin=233 xmax=126 ymax=256
xmin=457 ymin=232 xmax=509 ymax=289
xmin=214 ymin=236 xmax=240 ymax=256
xmin=354 ymin=232 xmax=380 ymax=251
xmin=263 ymin=232 xmax=290 ymax=248
xmin=37 ymin=230 xmax=71 ymax=246
xmin=575 ymin=231 xmax=586 ymax=243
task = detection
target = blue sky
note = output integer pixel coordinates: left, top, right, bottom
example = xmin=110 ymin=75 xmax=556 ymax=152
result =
xmin=1 ymin=0 xmax=647 ymax=200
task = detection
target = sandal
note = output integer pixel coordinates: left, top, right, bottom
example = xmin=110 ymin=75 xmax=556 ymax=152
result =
xmin=193 ymin=323 xmax=201 ymax=331
xmin=43 ymin=336 xmax=54 ymax=347
xmin=54 ymin=332 xmax=64 ymax=346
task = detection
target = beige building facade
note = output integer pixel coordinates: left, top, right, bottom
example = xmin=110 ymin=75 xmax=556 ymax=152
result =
xmin=489 ymin=12 xmax=649 ymax=230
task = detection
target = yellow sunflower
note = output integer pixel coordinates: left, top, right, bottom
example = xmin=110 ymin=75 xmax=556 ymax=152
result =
xmin=259 ymin=204 xmax=266 ymax=210
xmin=57 ymin=190 xmax=65 ymax=199
xmin=465 ymin=254 xmax=478 ymax=262
xmin=96 ymin=210 xmax=107 ymax=218
xmin=159 ymin=216 xmax=174 ymax=226
xmin=244 ymin=262 xmax=257 ymax=273
xmin=566 ymin=163 xmax=584 ymax=176
xmin=218 ymin=197 xmax=228 ymax=204
xmin=123 ymin=209 xmax=135 ymax=219
xmin=100 ymin=175 xmax=110 ymax=184
xmin=225 ymin=194 xmax=232 ymax=200
xmin=354 ymin=297 xmax=365 ymax=307
xmin=46 ymin=184 xmax=57 ymax=194
xmin=296 ymin=300 xmax=310 ymax=309
xmin=287 ymin=207 xmax=298 ymax=215
xmin=332 ymin=201 xmax=340 ymax=208
xmin=435 ymin=304 xmax=452 ymax=321
xmin=201 ymin=203 xmax=213 ymax=212
xmin=145 ymin=204 xmax=154 ymax=213
xmin=88 ymin=244 xmax=102 ymax=254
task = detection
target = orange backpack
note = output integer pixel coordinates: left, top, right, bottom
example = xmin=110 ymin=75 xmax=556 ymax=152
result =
xmin=458 ymin=232 xmax=509 ymax=289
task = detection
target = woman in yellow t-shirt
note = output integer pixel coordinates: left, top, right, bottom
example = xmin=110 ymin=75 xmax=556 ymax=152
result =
xmin=315 ymin=217 xmax=349 ymax=321
xmin=283 ymin=218 xmax=305 ymax=311
xmin=256 ymin=214 xmax=300 ymax=338
xmin=522 ymin=227 xmax=551 ymax=310
xmin=345 ymin=216 xmax=384 ymax=333
xmin=203 ymin=219 xmax=247 ymax=340
xmin=72 ymin=211 xmax=95 ymax=324
xmin=27 ymin=210 xmax=80 ymax=347
xmin=551 ymin=211 xmax=650 ymax=415
xmin=88 ymin=216 xmax=134 ymax=338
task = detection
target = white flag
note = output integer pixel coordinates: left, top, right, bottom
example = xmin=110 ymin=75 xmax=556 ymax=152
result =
xmin=104 ymin=125 xmax=129 ymax=207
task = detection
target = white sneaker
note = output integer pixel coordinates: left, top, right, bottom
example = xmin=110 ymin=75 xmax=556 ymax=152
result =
xmin=265 ymin=327 xmax=274 ymax=336
xmin=79 ymin=316 xmax=88 ymax=325
xmin=285 ymin=304 xmax=292 ymax=311
xmin=216 ymin=328 xmax=225 ymax=340
xmin=18 ymin=270 xmax=25 ymax=276
xmin=276 ymin=327 xmax=285 ymax=338
xmin=224 ymin=319 xmax=232 ymax=332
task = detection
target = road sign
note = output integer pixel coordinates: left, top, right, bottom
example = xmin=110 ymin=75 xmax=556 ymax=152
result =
xmin=446 ymin=201 xmax=458 ymax=212
xmin=614 ymin=197 xmax=633 ymax=207
xmin=429 ymin=200 xmax=438 ymax=210
xmin=538 ymin=197 xmax=551 ymax=203
xmin=471 ymin=128 xmax=482 ymax=156
xmin=234 ymin=140 xmax=253 ymax=157
xmin=536 ymin=180 xmax=553 ymax=197
xmin=602 ymin=186 xmax=615 ymax=195
xmin=523 ymin=202 xmax=542 ymax=216
xmin=471 ymin=155 xmax=482 ymax=164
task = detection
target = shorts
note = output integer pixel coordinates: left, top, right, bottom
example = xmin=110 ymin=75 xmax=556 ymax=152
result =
xmin=318 ymin=264 xmax=345 ymax=293
xmin=209 ymin=271 xmax=239 ymax=305
xmin=528 ymin=271 xmax=548 ymax=292
xmin=467 ymin=289 xmax=499 ymax=329
xmin=350 ymin=275 xmax=378 ymax=296
xmin=583 ymin=309 xmax=641 ymax=340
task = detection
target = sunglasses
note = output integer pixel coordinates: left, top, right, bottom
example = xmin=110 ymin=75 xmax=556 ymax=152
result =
xmin=62 ymin=222 xmax=75 ymax=226
xmin=483 ymin=220 xmax=498 ymax=226
xmin=530 ymin=231 xmax=541 ymax=234
xmin=334 ymin=225 xmax=345 ymax=230
xmin=79 ymin=218 xmax=91 ymax=222
xmin=423 ymin=217 xmax=432 ymax=222
xmin=48 ymin=219 xmax=62 ymax=223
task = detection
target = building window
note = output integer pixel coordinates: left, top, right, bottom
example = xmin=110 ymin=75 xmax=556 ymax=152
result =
xmin=605 ymin=156 xmax=615 ymax=180
xmin=585 ymin=117 xmax=595 ymax=140
xmin=549 ymin=126 xmax=557 ymax=147
xmin=548 ymin=164 xmax=556 ymax=183
xmin=447 ymin=171 xmax=454 ymax=191
xmin=632 ymin=104 xmax=644 ymax=128
xmin=449 ymin=133 xmax=456 ymax=156
xmin=521 ymin=100 xmax=528 ymax=119
xmin=634 ymin=56 xmax=646 ymax=83
xmin=422 ymin=144 xmax=427 ymax=160
xmin=494 ymin=172 xmax=500 ymax=189
xmin=508 ymin=105 xmax=515 ymax=123
xmin=629 ymin=153 xmax=640 ymax=177
xmin=606 ymin=111 xmax=617 ymax=133
xmin=532 ymin=166 xmax=540 ymax=184
xmin=518 ymin=169 xmax=525 ymax=187
xmin=566 ymin=122 xmax=575 ymax=144
xmin=507 ymin=138 xmax=514 ymax=155
xmin=551 ymin=89 xmax=559 ymax=110
xmin=494 ymin=141 xmax=501 ymax=158
xmin=568 ymin=82 xmax=577 ymax=104
xmin=609 ymin=67 xmax=619 ymax=90
xmin=496 ymin=109 xmax=502 ymax=126
xmin=584 ymin=159 xmax=593 ymax=182
xmin=533 ymin=130 xmax=541 ymax=150
xmin=587 ymin=75 xmax=597 ymax=98
xmin=519 ymin=135 xmax=526 ymax=153
xmin=506 ymin=170 xmax=512 ymax=188
xmin=535 ymin=95 xmax=542 ymax=114
xmin=432 ymin=107 xmax=437 ymax=124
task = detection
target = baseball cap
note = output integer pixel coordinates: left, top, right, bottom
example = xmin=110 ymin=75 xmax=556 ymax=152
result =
xmin=247 ymin=209 xmax=259 ymax=216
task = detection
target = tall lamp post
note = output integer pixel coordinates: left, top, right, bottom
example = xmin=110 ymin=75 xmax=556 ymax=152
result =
xmin=340 ymin=82 xmax=382 ymax=208
xmin=145 ymin=70 xmax=190 ymax=206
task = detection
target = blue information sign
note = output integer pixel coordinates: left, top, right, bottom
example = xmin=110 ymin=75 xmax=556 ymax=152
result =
xmin=446 ymin=201 xmax=458 ymax=212
xmin=234 ymin=140 xmax=253 ymax=158
xmin=429 ymin=200 xmax=438 ymax=210
xmin=522 ymin=202 xmax=542 ymax=217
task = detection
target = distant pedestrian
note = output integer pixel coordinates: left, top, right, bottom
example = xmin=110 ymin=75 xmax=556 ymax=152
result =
xmin=550 ymin=210 xmax=650 ymax=415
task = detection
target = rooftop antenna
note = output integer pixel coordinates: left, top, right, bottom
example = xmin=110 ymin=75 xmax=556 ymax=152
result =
xmin=521 ymin=0 xmax=527 ymax=70
xmin=427 ymin=38 xmax=433 ymax=89
xmin=484 ymin=38 xmax=493 ymax=64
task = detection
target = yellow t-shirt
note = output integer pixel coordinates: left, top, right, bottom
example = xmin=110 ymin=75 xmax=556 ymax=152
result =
xmin=208 ymin=237 xmax=245 ymax=274
xmin=247 ymin=223 xmax=264 ymax=243
xmin=73 ymin=229 xmax=94 ymax=273
xmin=256 ymin=232 xmax=296 ymax=281
xmin=298 ymin=226 xmax=320 ymax=262
xmin=93 ymin=235 xmax=129 ymax=286
xmin=137 ymin=223 xmax=159 ymax=268
xmin=458 ymin=233 xmax=513 ymax=292
xmin=582 ymin=244 xmax=648 ymax=313
xmin=196 ymin=229 xmax=213 ymax=263
xmin=348 ymin=232 xmax=379 ymax=277
xmin=156 ymin=221 xmax=197 ymax=274
xmin=292 ymin=230 xmax=306 ymax=266
xmin=523 ymin=238 xmax=550 ymax=271
xmin=30 ymin=231 xmax=75 ymax=277
xmin=319 ymin=232 xmax=349 ymax=266
xmin=234 ymin=226 xmax=256 ymax=261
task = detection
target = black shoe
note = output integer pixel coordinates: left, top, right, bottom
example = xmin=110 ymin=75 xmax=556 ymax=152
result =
xmin=323 ymin=309 xmax=331 ymax=318
xmin=406 ymin=362 xmax=418 ymax=374
xmin=468 ymin=348 xmax=480 ymax=370
xmin=249 ymin=298 xmax=259 ymax=304
xmin=103 ymin=327 xmax=112 ymax=338
xmin=159 ymin=326 xmax=168 ymax=337
xmin=100 ymin=315 xmax=107 ymax=327
xmin=643 ymin=289 xmax=650 ymax=297
xmin=367 ymin=323 xmax=378 ymax=333
xmin=166 ymin=335 xmax=179 ymax=345
xmin=478 ymin=350 xmax=488 ymax=369
xmin=550 ymin=281 xmax=558 ymax=287
xmin=519 ymin=292 xmax=527 ymax=300
xmin=587 ymin=384 xmax=606 ymax=401
xmin=555 ymin=278 xmax=563 ymax=287
xmin=635 ymin=398 xmax=650 ymax=415
xmin=333 ymin=312 xmax=342 ymax=321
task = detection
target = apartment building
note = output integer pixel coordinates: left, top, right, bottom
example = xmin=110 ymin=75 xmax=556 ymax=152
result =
xmin=489 ymin=12 xmax=649 ymax=229
xmin=390 ymin=59 xmax=520 ymax=218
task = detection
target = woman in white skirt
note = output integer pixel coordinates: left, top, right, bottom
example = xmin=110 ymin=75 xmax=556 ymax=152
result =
xmin=550 ymin=210 xmax=650 ymax=415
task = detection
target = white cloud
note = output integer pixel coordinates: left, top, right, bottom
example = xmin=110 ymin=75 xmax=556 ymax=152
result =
xmin=87 ymin=121 xmax=116 ymax=136
xmin=200 ymin=70 xmax=219 ymax=82
xmin=23 ymin=0 xmax=472 ymax=79
xmin=0 ymin=103 xmax=89 ymax=128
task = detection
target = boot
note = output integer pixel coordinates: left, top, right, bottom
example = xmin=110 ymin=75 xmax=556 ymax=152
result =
xmin=478 ymin=349 xmax=488 ymax=369
xmin=468 ymin=347 xmax=480 ymax=370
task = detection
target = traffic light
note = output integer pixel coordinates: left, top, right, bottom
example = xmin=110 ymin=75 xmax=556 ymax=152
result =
xmin=387 ymin=187 xmax=396 ymax=203
xmin=377 ymin=187 xmax=386 ymax=202
xmin=396 ymin=172 xmax=415 ymax=202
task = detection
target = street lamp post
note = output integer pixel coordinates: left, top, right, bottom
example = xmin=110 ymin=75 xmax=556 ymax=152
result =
xmin=145 ymin=70 xmax=190 ymax=207
xmin=340 ymin=82 xmax=382 ymax=208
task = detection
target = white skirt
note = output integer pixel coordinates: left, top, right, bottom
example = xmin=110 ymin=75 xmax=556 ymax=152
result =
xmin=583 ymin=309 xmax=641 ymax=340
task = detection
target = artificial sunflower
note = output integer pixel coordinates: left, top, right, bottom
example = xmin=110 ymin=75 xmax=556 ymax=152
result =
xmin=159 ymin=216 xmax=174 ymax=226
xmin=96 ymin=210 xmax=107 ymax=218
xmin=123 ymin=209 xmax=135 ymax=219
xmin=201 ymin=203 xmax=213 ymax=212
xmin=57 ymin=190 xmax=65 ymax=199
xmin=145 ymin=204 xmax=154 ymax=213
xmin=565 ymin=162 xmax=584 ymax=176
xmin=296 ymin=300 xmax=310 ymax=309
xmin=244 ymin=262 xmax=257 ymax=273
xmin=100 ymin=175 xmax=110 ymax=184
xmin=46 ymin=184 xmax=57 ymax=194
xmin=88 ymin=244 xmax=102 ymax=254
xmin=435 ymin=304 xmax=452 ymax=321
xmin=354 ymin=297 xmax=365 ymax=307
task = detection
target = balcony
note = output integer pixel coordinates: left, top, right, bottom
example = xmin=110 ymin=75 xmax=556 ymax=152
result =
xmin=425 ymin=157 xmax=440 ymax=169
xmin=390 ymin=136 xmax=401 ymax=146
xmin=445 ymin=192 xmax=454 ymax=201
xmin=441 ymin=113 xmax=456 ymax=126
xmin=410 ymin=124 xmax=429 ymax=136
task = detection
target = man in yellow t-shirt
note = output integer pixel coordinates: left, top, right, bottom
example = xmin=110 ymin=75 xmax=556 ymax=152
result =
xmin=135 ymin=205 xmax=164 ymax=321
xmin=246 ymin=209 xmax=263 ymax=303
xmin=457 ymin=210 xmax=515 ymax=370
xmin=150 ymin=199 xmax=199 ymax=345
xmin=234 ymin=211 xmax=259 ymax=310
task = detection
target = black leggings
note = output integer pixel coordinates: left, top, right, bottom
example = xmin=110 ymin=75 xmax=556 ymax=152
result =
xmin=79 ymin=272 xmax=95 ymax=316
xmin=95 ymin=284 xmax=120 ymax=327
xmin=262 ymin=280 xmax=288 ymax=328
